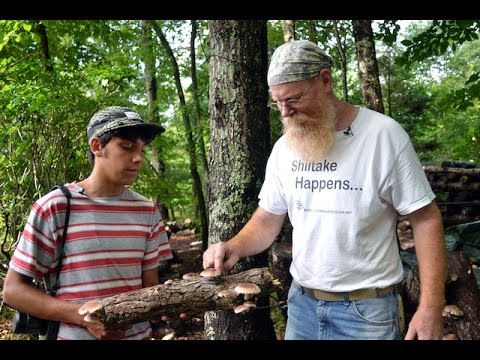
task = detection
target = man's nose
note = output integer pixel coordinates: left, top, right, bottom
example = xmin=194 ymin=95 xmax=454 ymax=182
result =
xmin=280 ymin=104 xmax=296 ymax=117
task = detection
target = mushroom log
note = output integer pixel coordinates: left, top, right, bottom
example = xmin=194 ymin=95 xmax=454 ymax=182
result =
xmin=78 ymin=267 xmax=278 ymax=330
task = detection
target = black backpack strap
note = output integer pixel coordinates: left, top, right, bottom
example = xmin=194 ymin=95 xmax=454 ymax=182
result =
xmin=49 ymin=185 xmax=72 ymax=294
xmin=51 ymin=185 xmax=72 ymax=237
xmin=51 ymin=185 xmax=72 ymax=199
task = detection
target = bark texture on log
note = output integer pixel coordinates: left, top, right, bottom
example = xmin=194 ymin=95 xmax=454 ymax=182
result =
xmin=424 ymin=166 xmax=480 ymax=176
xmin=83 ymin=267 xmax=277 ymax=330
xmin=402 ymin=251 xmax=480 ymax=340
xmin=203 ymin=298 xmax=275 ymax=340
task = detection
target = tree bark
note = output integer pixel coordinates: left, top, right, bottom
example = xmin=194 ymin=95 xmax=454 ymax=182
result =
xmin=332 ymin=20 xmax=349 ymax=102
xmin=282 ymin=20 xmax=295 ymax=42
xmin=36 ymin=21 xmax=53 ymax=73
xmin=140 ymin=20 xmax=169 ymax=220
xmin=189 ymin=20 xmax=210 ymax=198
xmin=352 ymin=20 xmax=384 ymax=113
xmin=424 ymin=165 xmax=480 ymax=176
xmin=80 ymin=267 xmax=277 ymax=330
xmin=306 ymin=20 xmax=318 ymax=43
xmin=207 ymin=19 xmax=274 ymax=340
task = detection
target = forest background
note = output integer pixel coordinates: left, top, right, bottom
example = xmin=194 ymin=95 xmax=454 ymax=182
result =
xmin=0 ymin=19 xmax=479 ymax=339
xmin=1 ymin=18 xmax=479 ymax=272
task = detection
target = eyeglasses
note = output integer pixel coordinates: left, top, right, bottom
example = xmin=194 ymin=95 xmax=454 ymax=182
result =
xmin=268 ymin=77 xmax=317 ymax=111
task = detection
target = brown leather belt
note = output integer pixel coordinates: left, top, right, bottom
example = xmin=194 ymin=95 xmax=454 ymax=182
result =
xmin=294 ymin=280 xmax=398 ymax=301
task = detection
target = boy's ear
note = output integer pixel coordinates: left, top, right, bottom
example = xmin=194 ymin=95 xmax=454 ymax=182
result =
xmin=89 ymin=137 xmax=102 ymax=157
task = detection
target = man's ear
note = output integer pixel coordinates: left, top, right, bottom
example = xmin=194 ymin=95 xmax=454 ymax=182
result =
xmin=319 ymin=68 xmax=333 ymax=91
xmin=89 ymin=137 xmax=102 ymax=157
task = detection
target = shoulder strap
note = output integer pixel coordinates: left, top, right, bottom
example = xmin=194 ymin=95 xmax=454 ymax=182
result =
xmin=51 ymin=185 xmax=72 ymax=237
xmin=49 ymin=185 xmax=72 ymax=294
xmin=51 ymin=184 xmax=72 ymax=199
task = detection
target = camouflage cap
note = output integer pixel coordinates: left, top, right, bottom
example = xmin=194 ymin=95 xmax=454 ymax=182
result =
xmin=87 ymin=106 xmax=165 ymax=141
xmin=267 ymin=40 xmax=333 ymax=86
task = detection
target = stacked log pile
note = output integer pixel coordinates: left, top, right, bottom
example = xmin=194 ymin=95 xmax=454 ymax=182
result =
xmin=424 ymin=165 xmax=480 ymax=226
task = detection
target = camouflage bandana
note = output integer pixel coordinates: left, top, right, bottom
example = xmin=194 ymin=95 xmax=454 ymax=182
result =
xmin=87 ymin=106 xmax=165 ymax=141
xmin=267 ymin=40 xmax=333 ymax=86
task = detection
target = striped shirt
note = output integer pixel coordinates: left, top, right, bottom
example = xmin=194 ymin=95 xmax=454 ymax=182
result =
xmin=9 ymin=183 xmax=173 ymax=340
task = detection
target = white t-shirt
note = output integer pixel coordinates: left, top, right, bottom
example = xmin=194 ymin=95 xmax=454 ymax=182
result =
xmin=259 ymin=107 xmax=435 ymax=292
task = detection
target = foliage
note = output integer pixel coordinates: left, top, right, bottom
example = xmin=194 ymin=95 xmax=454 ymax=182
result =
xmin=427 ymin=36 xmax=480 ymax=164
xmin=399 ymin=20 xmax=479 ymax=63
xmin=0 ymin=20 xmax=97 ymax=267
xmin=0 ymin=20 xmax=183 ymax=269
xmin=375 ymin=20 xmax=401 ymax=45
xmin=374 ymin=21 xmax=480 ymax=165
xmin=398 ymin=20 xmax=480 ymax=110
xmin=1 ymin=19 xmax=479 ymax=271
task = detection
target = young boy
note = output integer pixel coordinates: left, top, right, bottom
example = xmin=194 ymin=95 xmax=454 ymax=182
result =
xmin=3 ymin=106 xmax=173 ymax=339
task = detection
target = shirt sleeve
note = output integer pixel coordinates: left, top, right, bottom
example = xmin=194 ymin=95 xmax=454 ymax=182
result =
xmin=383 ymin=136 xmax=436 ymax=215
xmin=9 ymin=192 xmax=64 ymax=283
xmin=142 ymin=206 xmax=173 ymax=271
xmin=258 ymin=138 xmax=289 ymax=215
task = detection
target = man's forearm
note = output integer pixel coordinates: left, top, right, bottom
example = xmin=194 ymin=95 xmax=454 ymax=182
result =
xmin=228 ymin=207 xmax=286 ymax=259
xmin=410 ymin=204 xmax=447 ymax=308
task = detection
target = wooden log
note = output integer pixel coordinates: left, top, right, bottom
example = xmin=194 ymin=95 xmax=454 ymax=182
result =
xmin=423 ymin=166 xmax=480 ymax=176
xmin=430 ymin=181 xmax=480 ymax=191
xmin=79 ymin=267 xmax=278 ymax=330
xmin=402 ymin=251 xmax=480 ymax=340
xmin=443 ymin=214 xmax=480 ymax=226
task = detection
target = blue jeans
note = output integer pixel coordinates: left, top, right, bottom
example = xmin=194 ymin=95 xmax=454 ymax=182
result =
xmin=284 ymin=281 xmax=403 ymax=340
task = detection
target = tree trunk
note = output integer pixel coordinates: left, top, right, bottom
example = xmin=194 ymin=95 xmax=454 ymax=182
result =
xmin=352 ymin=20 xmax=384 ymax=113
xmin=140 ymin=20 xmax=169 ymax=219
xmin=153 ymin=21 xmax=209 ymax=249
xmin=306 ymin=20 xmax=318 ymax=43
xmin=207 ymin=19 xmax=275 ymax=340
xmin=332 ymin=20 xmax=349 ymax=102
xmin=189 ymin=20 xmax=210 ymax=200
xmin=36 ymin=21 xmax=53 ymax=73
xmin=282 ymin=20 xmax=295 ymax=42
xmin=189 ymin=20 xmax=210 ymax=248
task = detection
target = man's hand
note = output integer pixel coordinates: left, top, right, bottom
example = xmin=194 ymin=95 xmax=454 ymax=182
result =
xmin=202 ymin=242 xmax=239 ymax=272
xmin=404 ymin=305 xmax=444 ymax=340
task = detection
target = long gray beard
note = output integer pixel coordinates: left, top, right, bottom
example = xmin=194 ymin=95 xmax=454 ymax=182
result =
xmin=283 ymin=101 xmax=336 ymax=162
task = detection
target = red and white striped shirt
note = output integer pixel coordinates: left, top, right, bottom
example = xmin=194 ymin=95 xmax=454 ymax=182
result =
xmin=9 ymin=183 xmax=173 ymax=340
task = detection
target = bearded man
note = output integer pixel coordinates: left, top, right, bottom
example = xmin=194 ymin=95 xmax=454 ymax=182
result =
xmin=202 ymin=40 xmax=446 ymax=340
